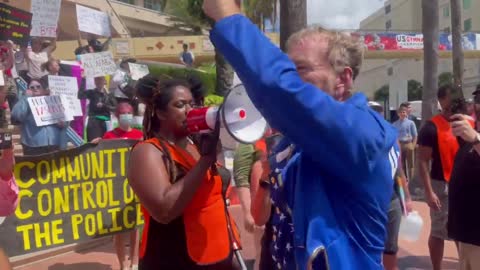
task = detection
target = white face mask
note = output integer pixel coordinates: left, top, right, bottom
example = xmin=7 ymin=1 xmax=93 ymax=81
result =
xmin=119 ymin=114 xmax=133 ymax=129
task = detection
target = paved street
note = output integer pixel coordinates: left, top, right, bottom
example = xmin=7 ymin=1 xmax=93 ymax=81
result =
xmin=14 ymin=202 xmax=458 ymax=270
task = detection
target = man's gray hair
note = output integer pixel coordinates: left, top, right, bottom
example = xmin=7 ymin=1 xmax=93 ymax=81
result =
xmin=286 ymin=27 xmax=365 ymax=80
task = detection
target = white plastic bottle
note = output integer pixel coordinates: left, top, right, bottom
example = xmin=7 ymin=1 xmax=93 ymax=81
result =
xmin=399 ymin=211 xmax=424 ymax=242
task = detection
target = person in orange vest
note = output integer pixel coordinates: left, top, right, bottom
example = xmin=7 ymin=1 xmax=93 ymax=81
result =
xmin=127 ymin=75 xmax=241 ymax=270
xmin=417 ymin=84 xmax=467 ymax=270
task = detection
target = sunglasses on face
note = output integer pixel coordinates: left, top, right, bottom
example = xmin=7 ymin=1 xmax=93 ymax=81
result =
xmin=29 ymin=85 xmax=42 ymax=90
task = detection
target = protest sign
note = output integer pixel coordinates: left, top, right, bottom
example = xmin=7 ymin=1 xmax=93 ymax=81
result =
xmin=128 ymin=63 xmax=149 ymax=81
xmin=30 ymin=0 xmax=61 ymax=37
xmin=27 ymin=95 xmax=74 ymax=126
xmin=80 ymin=52 xmax=117 ymax=78
xmin=0 ymin=3 xmax=32 ymax=46
xmin=76 ymin=5 xmax=111 ymax=37
xmin=48 ymin=76 xmax=82 ymax=117
xmin=0 ymin=140 xmax=143 ymax=257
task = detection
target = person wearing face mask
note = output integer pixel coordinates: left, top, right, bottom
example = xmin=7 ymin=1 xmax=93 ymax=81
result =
xmin=97 ymin=102 xmax=142 ymax=270
xmin=202 ymin=1 xmax=398 ymax=269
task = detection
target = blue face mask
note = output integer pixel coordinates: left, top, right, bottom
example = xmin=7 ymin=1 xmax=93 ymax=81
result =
xmin=119 ymin=114 xmax=133 ymax=129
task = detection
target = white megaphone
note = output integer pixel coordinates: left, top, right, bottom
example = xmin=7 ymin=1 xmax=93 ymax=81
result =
xmin=186 ymin=84 xmax=267 ymax=144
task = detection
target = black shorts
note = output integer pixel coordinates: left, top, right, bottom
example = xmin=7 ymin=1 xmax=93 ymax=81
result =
xmin=384 ymin=197 xmax=402 ymax=255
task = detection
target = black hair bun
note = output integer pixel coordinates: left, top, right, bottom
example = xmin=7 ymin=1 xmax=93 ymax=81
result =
xmin=186 ymin=74 xmax=206 ymax=101
xmin=136 ymin=74 xmax=160 ymax=101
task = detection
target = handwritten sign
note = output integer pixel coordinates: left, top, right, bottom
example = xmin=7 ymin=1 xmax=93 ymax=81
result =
xmin=0 ymin=3 xmax=32 ymax=46
xmin=30 ymin=0 xmax=61 ymax=37
xmin=79 ymin=52 xmax=117 ymax=78
xmin=48 ymin=76 xmax=82 ymax=117
xmin=76 ymin=5 xmax=111 ymax=37
xmin=27 ymin=95 xmax=73 ymax=126
xmin=128 ymin=63 xmax=149 ymax=81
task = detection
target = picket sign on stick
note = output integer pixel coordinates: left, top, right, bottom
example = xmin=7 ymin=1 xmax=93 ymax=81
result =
xmin=79 ymin=52 xmax=117 ymax=78
xmin=27 ymin=95 xmax=74 ymax=126
xmin=30 ymin=0 xmax=61 ymax=37
xmin=48 ymin=75 xmax=82 ymax=117
xmin=76 ymin=4 xmax=111 ymax=37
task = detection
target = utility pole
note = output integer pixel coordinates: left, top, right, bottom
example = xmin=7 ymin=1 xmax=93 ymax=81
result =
xmin=279 ymin=0 xmax=307 ymax=51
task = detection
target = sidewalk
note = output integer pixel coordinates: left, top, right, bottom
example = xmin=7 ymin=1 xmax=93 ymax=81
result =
xmin=14 ymin=202 xmax=458 ymax=270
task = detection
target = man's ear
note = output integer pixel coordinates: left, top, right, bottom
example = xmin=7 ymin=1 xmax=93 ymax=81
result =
xmin=339 ymin=67 xmax=353 ymax=89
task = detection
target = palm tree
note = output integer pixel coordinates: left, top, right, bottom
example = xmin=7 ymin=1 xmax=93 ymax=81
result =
xmin=279 ymin=0 xmax=307 ymax=51
xmin=450 ymin=0 xmax=464 ymax=98
xmin=421 ymin=0 xmax=439 ymax=123
xmin=165 ymin=0 xmax=278 ymax=96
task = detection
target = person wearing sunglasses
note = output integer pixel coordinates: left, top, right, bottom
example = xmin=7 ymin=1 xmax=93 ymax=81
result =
xmin=10 ymin=77 xmax=68 ymax=155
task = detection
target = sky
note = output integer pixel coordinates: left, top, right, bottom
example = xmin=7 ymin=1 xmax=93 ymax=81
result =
xmin=307 ymin=0 xmax=386 ymax=30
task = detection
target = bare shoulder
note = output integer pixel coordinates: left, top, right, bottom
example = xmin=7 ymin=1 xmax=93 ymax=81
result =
xmin=131 ymin=142 xmax=164 ymax=159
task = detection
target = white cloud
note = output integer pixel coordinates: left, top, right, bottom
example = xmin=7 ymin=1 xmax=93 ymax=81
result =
xmin=307 ymin=0 xmax=386 ymax=30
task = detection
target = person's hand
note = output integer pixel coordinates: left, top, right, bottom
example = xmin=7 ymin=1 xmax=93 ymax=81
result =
xmin=96 ymin=102 xmax=104 ymax=108
xmin=405 ymin=199 xmax=414 ymax=213
xmin=244 ymin=213 xmax=255 ymax=233
xmin=91 ymin=137 xmax=102 ymax=144
xmin=260 ymin=152 xmax=270 ymax=182
xmin=202 ymin=0 xmax=242 ymax=22
xmin=426 ymin=191 xmax=441 ymax=211
xmin=198 ymin=114 xmax=220 ymax=163
xmin=0 ymin=148 xmax=14 ymax=180
xmin=451 ymin=114 xmax=478 ymax=143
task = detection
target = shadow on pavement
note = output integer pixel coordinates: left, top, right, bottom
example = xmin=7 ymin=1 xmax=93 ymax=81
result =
xmin=399 ymin=256 xmax=458 ymax=270
xmin=48 ymin=263 xmax=112 ymax=270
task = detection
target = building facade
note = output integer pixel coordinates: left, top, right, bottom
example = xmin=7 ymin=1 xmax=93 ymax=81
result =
xmin=356 ymin=0 xmax=480 ymax=99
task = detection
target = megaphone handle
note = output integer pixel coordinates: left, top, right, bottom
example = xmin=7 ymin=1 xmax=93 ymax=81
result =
xmin=234 ymin=249 xmax=248 ymax=270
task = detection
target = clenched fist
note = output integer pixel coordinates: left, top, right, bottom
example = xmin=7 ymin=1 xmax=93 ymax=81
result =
xmin=202 ymin=0 xmax=241 ymax=22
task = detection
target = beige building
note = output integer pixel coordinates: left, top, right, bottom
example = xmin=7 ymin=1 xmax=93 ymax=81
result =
xmin=356 ymin=0 xmax=480 ymax=99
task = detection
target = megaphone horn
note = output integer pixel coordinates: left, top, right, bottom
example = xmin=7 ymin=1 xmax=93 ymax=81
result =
xmin=186 ymin=84 xmax=267 ymax=144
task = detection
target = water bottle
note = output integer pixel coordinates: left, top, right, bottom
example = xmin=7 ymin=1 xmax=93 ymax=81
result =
xmin=399 ymin=211 xmax=423 ymax=242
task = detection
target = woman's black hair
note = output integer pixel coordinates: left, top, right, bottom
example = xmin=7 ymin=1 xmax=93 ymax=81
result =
xmin=30 ymin=76 xmax=49 ymax=90
xmin=136 ymin=74 xmax=191 ymax=140
xmin=186 ymin=73 xmax=206 ymax=105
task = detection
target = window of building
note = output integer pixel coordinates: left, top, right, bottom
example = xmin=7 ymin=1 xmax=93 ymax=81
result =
xmin=443 ymin=6 xmax=449 ymax=17
xmin=386 ymin=20 xmax=392 ymax=30
xmin=464 ymin=18 xmax=472 ymax=31
xmin=463 ymin=0 xmax=471 ymax=9
xmin=144 ymin=0 xmax=162 ymax=11
xmin=385 ymin=4 xmax=391 ymax=14
xmin=387 ymin=67 xmax=393 ymax=76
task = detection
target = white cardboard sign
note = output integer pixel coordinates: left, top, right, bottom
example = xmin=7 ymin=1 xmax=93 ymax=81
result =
xmin=48 ymin=75 xmax=82 ymax=117
xmin=128 ymin=63 xmax=149 ymax=80
xmin=79 ymin=51 xmax=117 ymax=78
xmin=30 ymin=0 xmax=61 ymax=37
xmin=28 ymin=95 xmax=74 ymax=127
xmin=76 ymin=4 xmax=111 ymax=37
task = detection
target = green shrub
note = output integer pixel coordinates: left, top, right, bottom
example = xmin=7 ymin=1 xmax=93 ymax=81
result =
xmin=204 ymin=94 xmax=224 ymax=106
xmin=147 ymin=65 xmax=216 ymax=95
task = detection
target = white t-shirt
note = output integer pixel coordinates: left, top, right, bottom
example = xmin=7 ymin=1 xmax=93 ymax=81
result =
xmin=26 ymin=48 xmax=50 ymax=79
xmin=110 ymin=68 xmax=129 ymax=98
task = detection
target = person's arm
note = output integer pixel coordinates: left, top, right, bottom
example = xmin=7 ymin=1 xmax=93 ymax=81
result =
xmin=395 ymin=149 xmax=413 ymax=212
xmin=10 ymin=97 xmax=30 ymax=123
xmin=179 ymin=53 xmax=186 ymax=65
xmin=250 ymin=157 xmax=272 ymax=226
xmin=105 ymin=93 xmax=117 ymax=112
xmin=101 ymin=37 xmax=112 ymax=52
xmin=233 ymin=144 xmax=255 ymax=232
xmin=210 ymin=15 xmax=396 ymax=177
xmin=411 ymin=121 xmax=418 ymax=146
xmin=417 ymin=122 xmax=441 ymax=210
xmin=45 ymin=38 xmax=57 ymax=54
xmin=127 ymin=143 xmax=216 ymax=224
xmin=0 ymin=248 xmax=12 ymax=270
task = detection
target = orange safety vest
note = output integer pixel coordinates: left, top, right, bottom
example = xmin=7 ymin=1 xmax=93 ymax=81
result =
xmin=430 ymin=115 xmax=475 ymax=182
xmin=138 ymin=138 xmax=241 ymax=265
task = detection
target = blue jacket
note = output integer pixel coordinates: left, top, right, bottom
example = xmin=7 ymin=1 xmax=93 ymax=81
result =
xmin=211 ymin=15 xmax=398 ymax=269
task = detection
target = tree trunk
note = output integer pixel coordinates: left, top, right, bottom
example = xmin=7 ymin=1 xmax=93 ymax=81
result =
xmin=421 ymin=0 xmax=439 ymax=123
xmin=214 ymin=49 xmax=234 ymax=96
xmin=279 ymin=0 xmax=307 ymax=51
xmin=450 ymin=0 xmax=464 ymax=98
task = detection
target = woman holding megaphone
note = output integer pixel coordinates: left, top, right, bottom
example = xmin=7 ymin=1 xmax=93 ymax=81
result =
xmin=127 ymin=75 xmax=241 ymax=270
